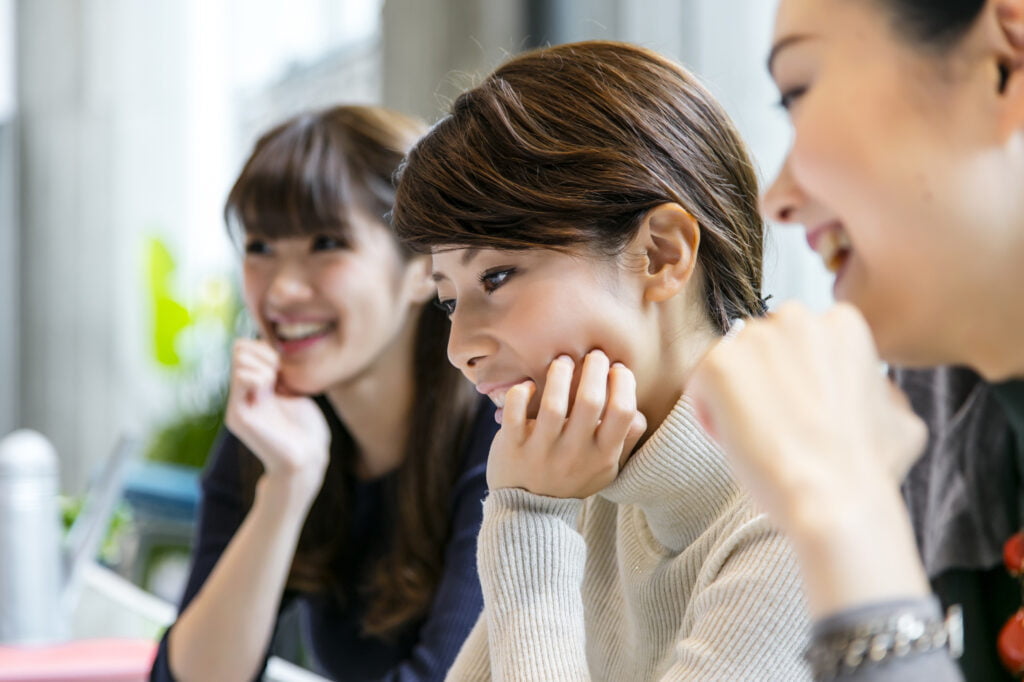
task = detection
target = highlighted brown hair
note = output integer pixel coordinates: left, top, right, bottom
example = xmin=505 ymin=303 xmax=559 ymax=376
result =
xmin=393 ymin=41 xmax=766 ymax=333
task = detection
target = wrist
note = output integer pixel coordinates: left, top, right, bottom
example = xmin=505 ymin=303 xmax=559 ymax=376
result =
xmin=255 ymin=470 xmax=323 ymax=518
xmin=786 ymin=483 xmax=929 ymax=619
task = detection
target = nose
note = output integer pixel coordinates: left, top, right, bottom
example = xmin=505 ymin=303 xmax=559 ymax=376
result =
xmin=761 ymin=152 xmax=803 ymax=224
xmin=446 ymin=306 xmax=495 ymax=375
xmin=266 ymin=261 xmax=314 ymax=307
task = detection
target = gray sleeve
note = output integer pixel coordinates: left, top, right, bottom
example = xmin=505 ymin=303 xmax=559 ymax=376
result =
xmin=810 ymin=597 xmax=963 ymax=681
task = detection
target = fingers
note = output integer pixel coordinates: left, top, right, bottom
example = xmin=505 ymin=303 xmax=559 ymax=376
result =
xmin=619 ymin=410 xmax=648 ymax=469
xmin=595 ymin=361 xmax=640 ymax=454
xmin=883 ymin=379 xmax=928 ymax=480
xmin=563 ymin=351 xmax=610 ymax=440
xmin=231 ymin=338 xmax=280 ymax=406
xmin=500 ymin=379 xmax=535 ymax=443
xmin=534 ymin=355 xmax=574 ymax=442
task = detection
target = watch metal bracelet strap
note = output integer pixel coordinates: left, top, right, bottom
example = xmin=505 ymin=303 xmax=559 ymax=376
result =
xmin=805 ymin=604 xmax=964 ymax=679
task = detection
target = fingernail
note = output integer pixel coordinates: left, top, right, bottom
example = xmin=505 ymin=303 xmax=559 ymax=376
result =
xmin=557 ymin=354 xmax=574 ymax=365
xmin=611 ymin=362 xmax=626 ymax=370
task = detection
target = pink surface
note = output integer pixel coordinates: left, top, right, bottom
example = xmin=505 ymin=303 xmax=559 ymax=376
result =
xmin=0 ymin=639 xmax=156 ymax=682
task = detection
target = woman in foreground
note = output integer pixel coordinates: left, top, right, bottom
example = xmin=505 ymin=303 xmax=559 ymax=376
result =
xmin=689 ymin=0 xmax=1024 ymax=679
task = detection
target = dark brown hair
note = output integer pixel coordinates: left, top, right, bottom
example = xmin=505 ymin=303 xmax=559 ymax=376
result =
xmin=225 ymin=105 xmax=478 ymax=638
xmin=872 ymin=0 xmax=985 ymax=48
xmin=392 ymin=41 xmax=766 ymax=333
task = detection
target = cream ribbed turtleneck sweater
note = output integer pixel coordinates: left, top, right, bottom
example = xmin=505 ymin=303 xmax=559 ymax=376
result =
xmin=447 ymin=395 xmax=811 ymax=681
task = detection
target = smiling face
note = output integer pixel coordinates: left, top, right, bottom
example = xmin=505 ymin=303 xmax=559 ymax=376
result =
xmin=763 ymin=0 xmax=1024 ymax=373
xmin=242 ymin=209 xmax=429 ymax=395
xmin=431 ymin=245 xmax=665 ymax=423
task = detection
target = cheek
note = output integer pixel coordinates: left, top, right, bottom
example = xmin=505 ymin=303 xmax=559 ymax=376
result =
xmin=518 ymin=298 xmax=634 ymax=372
xmin=241 ymin=266 xmax=267 ymax=314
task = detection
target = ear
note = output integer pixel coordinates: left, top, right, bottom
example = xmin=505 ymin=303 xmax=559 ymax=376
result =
xmin=991 ymin=0 xmax=1024 ymax=137
xmin=635 ymin=203 xmax=701 ymax=304
xmin=402 ymin=255 xmax=437 ymax=305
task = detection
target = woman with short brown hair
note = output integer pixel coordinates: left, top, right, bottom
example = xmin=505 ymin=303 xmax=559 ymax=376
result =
xmin=394 ymin=41 xmax=811 ymax=680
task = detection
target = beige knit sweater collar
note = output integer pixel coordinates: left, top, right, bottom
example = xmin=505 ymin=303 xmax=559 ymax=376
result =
xmin=599 ymin=394 xmax=740 ymax=553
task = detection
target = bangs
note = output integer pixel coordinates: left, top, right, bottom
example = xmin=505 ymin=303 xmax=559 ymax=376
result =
xmin=225 ymin=117 xmax=360 ymax=247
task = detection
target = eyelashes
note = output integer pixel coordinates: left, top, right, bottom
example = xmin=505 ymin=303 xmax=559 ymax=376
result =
xmin=435 ymin=266 xmax=518 ymax=318
xmin=479 ymin=266 xmax=515 ymax=292
xmin=243 ymin=233 xmax=348 ymax=256
xmin=777 ymin=86 xmax=807 ymax=111
xmin=245 ymin=239 xmax=270 ymax=255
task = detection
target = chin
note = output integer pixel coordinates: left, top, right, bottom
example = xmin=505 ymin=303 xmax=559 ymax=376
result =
xmin=872 ymin=330 xmax=950 ymax=371
xmin=277 ymin=370 xmax=330 ymax=397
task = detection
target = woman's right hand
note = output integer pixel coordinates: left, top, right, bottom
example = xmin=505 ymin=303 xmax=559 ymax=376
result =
xmin=225 ymin=338 xmax=331 ymax=500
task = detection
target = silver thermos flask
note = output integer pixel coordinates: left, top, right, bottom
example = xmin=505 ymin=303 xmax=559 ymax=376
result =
xmin=0 ymin=429 xmax=66 ymax=644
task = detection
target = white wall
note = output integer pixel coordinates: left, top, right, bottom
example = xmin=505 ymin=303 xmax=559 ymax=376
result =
xmin=0 ymin=0 xmax=15 ymax=438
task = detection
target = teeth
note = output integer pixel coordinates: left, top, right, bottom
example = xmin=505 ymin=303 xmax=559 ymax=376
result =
xmin=275 ymin=322 xmax=331 ymax=341
xmin=816 ymin=227 xmax=852 ymax=273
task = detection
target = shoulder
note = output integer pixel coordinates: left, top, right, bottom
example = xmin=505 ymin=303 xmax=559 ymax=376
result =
xmin=695 ymin=495 xmax=802 ymax=590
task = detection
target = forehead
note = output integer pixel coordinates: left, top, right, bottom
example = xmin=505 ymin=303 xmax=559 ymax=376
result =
xmin=772 ymin=0 xmax=881 ymax=44
xmin=770 ymin=0 xmax=901 ymax=77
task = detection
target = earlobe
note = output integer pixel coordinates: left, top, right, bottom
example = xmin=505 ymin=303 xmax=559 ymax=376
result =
xmin=639 ymin=203 xmax=700 ymax=303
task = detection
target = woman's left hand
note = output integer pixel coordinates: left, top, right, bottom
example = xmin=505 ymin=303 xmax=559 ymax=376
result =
xmin=486 ymin=350 xmax=647 ymax=498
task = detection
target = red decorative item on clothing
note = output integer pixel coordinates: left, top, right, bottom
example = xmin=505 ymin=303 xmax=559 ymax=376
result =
xmin=1005 ymin=531 xmax=1024 ymax=577
xmin=1000 ymin=531 xmax=1024 ymax=675
xmin=999 ymin=610 xmax=1024 ymax=675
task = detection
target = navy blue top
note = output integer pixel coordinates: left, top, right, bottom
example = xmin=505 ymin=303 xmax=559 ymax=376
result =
xmin=150 ymin=397 xmax=496 ymax=682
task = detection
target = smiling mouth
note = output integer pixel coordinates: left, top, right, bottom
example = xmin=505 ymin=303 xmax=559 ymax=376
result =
xmin=476 ymin=380 xmax=531 ymax=409
xmin=273 ymin=321 xmax=336 ymax=342
xmin=813 ymin=226 xmax=852 ymax=274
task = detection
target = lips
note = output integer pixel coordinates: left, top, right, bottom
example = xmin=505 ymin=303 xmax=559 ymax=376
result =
xmin=807 ymin=222 xmax=852 ymax=274
xmin=475 ymin=380 xmax=530 ymax=408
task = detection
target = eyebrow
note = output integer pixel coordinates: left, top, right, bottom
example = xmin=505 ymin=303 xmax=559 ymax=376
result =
xmin=430 ymin=247 xmax=481 ymax=282
xmin=767 ymin=34 xmax=814 ymax=77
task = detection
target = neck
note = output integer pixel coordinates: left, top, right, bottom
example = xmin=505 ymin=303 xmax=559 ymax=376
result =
xmin=957 ymin=292 xmax=1024 ymax=383
xmin=637 ymin=315 xmax=722 ymax=441
xmin=325 ymin=309 xmax=422 ymax=480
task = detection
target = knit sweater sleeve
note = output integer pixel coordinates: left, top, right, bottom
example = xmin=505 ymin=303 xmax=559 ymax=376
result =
xmin=665 ymin=514 xmax=811 ymax=680
xmin=449 ymin=488 xmax=587 ymax=681
xmin=449 ymin=492 xmax=812 ymax=681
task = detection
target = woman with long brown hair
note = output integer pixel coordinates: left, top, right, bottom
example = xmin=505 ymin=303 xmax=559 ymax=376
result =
xmin=150 ymin=105 xmax=497 ymax=681
xmin=393 ymin=41 xmax=811 ymax=680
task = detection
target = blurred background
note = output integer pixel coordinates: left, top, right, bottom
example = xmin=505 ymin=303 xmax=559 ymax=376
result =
xmin=0 ymin=0 xmax=832 ymax=604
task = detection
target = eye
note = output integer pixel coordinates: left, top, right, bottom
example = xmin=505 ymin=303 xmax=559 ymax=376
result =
xmin=480 ymin=267 xmax=516 ymax=294
xmin=433 ymin=297 xmax=456 ymax=317
xmin=312 ymin=234 xmax=346 ymax=252
xmin=777 ymin=86 xmax=807 ymax=112
xmin=245 ymin=239 xmax=271 ymax=255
